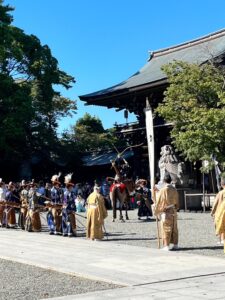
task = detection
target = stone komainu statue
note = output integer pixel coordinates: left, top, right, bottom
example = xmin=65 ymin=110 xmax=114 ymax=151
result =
xmin=158 ymin=145 xmax=187 ymax=186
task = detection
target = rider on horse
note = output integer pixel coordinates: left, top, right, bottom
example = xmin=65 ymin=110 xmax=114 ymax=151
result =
xmin=108 ymin=156 xmax=134 ymax=221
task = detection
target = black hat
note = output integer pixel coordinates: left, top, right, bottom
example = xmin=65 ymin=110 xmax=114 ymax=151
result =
xmin=163 ymin=173 xmax=172 ymax=184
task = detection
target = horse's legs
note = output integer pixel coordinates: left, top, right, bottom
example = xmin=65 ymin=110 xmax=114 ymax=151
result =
xmin=119 ymin=205 xmax=123 ymax=220
xmin=125 ymin=199 xmax=129 ymax=220
xmin=118 ymin=200 xmax=125 ymax=222
xmin=119 ymin=206 xmax=125 ymax=222
xmin=125 ymin=205 xmax=129 ymax=220
xmin=110 ymin=191 xmax=116 ymax=222
xmin=113 ymin=205 xmax=116 ymax=222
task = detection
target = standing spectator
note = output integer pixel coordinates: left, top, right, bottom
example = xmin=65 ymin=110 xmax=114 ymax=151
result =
xmin=101 ymin=179 xmax=111 ymax=209
xmin=136 ymin=179 xmax=152 ymax=220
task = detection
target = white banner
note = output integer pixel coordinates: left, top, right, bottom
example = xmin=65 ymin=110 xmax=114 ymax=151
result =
xmin=145 ymin=105 xmax=155 ymax=196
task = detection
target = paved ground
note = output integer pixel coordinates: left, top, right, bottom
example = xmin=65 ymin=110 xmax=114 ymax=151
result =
xmin=49 ymin=273 xmax=225 ymax=300
xmin=0 ymin=209 xmax=224 ymax=299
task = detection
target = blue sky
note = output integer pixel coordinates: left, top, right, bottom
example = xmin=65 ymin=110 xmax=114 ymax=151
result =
xmin=5 ymin=0 xmax=225 ymax=133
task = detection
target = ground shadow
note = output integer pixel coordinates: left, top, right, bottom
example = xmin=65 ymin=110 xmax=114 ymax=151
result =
xmin=124 ymin=219 xmax=156 ymax=224
xmin=176 ymin=245 xmax=223 ymax=251
xmin=105 ymin=237 xmax=157 ymax=242
xmin=106 ymin=232 xmax=137 ymax=237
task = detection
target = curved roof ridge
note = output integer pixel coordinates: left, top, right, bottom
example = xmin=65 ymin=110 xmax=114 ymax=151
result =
xmin=149 ymin=28 xmax=225 ymax=60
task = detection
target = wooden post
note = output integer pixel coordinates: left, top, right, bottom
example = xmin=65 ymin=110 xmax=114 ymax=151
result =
xmin=202 ymin=172 xmax=206 ymax=212
xmin=210 ymin=170 xmax=215 ymax=193
xmin=184 ymin=191 xmax=187 ymax=212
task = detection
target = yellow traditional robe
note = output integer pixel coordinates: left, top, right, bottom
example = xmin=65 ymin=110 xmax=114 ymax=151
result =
xmin=211 ymin=189 xmax=225 ymax=216
xmin=7 ymin=207 xmax=16 ymax=227
xmin=215 ymin=200 xmax=225 ymax=235
xmin=86 ymin=191 xmax=108 ymax=240
xmin=27 ymin=210 xmax=41 ymax=232
xmin=155 ymin=184 xmax=179 ymax=246
xmin=212 ymin=189 xmax=225 ymax=250
xmin=214 ymin=200 xmax=225 ymax=254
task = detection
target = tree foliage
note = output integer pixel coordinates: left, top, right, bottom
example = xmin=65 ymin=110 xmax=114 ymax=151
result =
xmin=66 ymin=113 xmax=121 ymax=152
xmin=156 ymin=60 xmax=225 ymax=169
xmin=0 ymin=1 xmax=76 ymax=178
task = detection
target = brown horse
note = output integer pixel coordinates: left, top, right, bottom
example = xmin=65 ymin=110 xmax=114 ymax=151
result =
xmin=108 ymin=160 xmax=135 ymax=222
xmin=110 ymin=179 xmax=135 ymax=222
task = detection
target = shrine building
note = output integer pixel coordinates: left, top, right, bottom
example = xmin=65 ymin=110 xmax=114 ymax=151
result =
xmin=80 ymin=29 xmax=225 ymax=195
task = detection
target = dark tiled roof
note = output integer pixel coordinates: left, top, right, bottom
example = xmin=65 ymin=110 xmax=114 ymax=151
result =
xmin=80 ymin=29 xmax=225 ymax=102
xmin=82 ymin=150 xmax=134 ymax=166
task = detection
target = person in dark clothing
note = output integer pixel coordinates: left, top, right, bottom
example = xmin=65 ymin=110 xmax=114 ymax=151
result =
xmin=136 ymin=179 xmax=153 ymax=220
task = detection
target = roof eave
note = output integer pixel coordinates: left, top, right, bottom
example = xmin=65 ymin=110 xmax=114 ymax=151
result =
xmin=79 ymin=78 xmax=168 ymax=106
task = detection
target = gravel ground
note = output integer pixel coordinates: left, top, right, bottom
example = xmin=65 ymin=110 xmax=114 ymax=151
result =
xmin=53 ymin=209 xmax=224 ymax=257
xmin=0 ymin=258 xmax=120 ymax=300
xmin=99 ymin=209 xmax=224 ymax=257
xmin=0 ymin=209 xmax=223 ymax=300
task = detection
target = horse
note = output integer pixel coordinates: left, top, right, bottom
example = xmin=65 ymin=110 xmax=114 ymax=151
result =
xmin=108 ymin=178 xmax=135 ymax=222
xmin=108 ymin=160 xmax=135 ymax=222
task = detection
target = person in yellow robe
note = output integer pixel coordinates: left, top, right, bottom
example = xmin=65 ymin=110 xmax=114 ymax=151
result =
xmin=214 ymin=200 xmax=225 ymax=254
xmin=155 ymin=174 xmax=179 ymax=251
xmin=86 ymin=185 xmax=108 ymax=240
xmin=211 ymin=176 xmax=225 ymax=245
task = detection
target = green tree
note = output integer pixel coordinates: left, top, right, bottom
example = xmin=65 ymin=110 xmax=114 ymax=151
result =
xmin=0 ymin=1 xmax=76 ymax=178
xmin=69 ymin=113 xmax=120 ymax=152
xmin=156 ymin=60 xmax=225 ymax=170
